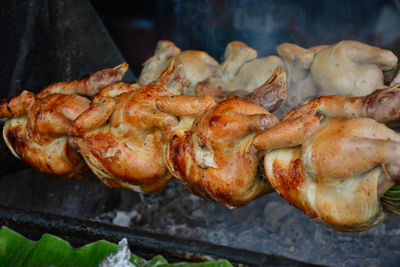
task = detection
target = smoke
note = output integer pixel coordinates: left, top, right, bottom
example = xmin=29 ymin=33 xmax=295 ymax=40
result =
xmin=170 ymin=0 xmax=391 ymax=60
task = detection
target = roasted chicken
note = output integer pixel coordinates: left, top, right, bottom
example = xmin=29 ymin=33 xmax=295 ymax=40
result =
xmin=72 ymin=62 xmax=197 ymax=193
xmin=160 ymin=68 xmax=286 ymax=208
xmin=0 ymin=63 xmax=128 ymax=179
xmin=195 ymin=41 xmax=283 ymax=103
xmin=137 ymin=40 xmax=181 ymax=85
xmin=137 ymin=40 xmax=219 ymax=96
xmin=254 ymin=85 xmax=400 ymax=230
xmin=194 ymin=41 xmax=257 ymax=100
xmin=277 ymin=41 xmax=398 ymax=114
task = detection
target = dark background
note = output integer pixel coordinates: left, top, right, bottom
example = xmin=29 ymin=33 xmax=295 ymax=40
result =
xmin=91 ymin=0 xmax=400 ymax=76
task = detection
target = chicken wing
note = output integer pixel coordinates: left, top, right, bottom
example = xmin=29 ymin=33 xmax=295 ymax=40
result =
xmin=283 ymin=84 xmax=400 ymax=124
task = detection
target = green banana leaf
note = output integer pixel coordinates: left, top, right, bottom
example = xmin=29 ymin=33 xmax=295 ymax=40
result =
xmin=383 ymin=63 xmax=400 ymax=76
xmin=0 ymin=226 xmax=232 ymax=267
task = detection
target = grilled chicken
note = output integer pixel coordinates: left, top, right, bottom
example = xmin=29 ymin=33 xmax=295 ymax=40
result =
xmin=160 ymin=69 xmax=286 ymax=208
xmin=163 ymin=97 xmax=278 ymax=208
xmin=73 ymin=62 xmax=194 ymax=193
xmin=194 ymin=41 xmax=257 ymax=100
xmin=254 ymin=114 xmax=400 ymax=231
xmin=277 ymin=41 xmax=398 ymax=114
xmin=137 ymin=40 xmax=219 ymax=96
xmin=227 ymin=55 xmax=283 ymax=95
xmin=137 ymin=40 xmax=181 ymax=85
xmin=0 ymin=63 xmax=128 ymax=179
xmin=195 ymin=41 xmax=283 ymax=104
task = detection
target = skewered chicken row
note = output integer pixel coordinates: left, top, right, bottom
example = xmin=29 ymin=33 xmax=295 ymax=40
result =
xmin=160 ymin=68 xmax=286 ymax=208
xmin=0 ymin=63 xmax=128 ymax=179
xmin=277 ymin=41 xmax=398 ymax=114
xmin=72 ymin=61 xmax=215 ymax=193
xmin=254 ymin=85 xmax=400 ymax=231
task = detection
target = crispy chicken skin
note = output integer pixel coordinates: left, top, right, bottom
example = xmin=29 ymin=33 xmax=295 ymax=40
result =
xmin=255 ymin=114 xmax=400 ymax=231
xmin=0 ymin=63 xmax=128 ymax=179
xmin=160 ymin=68 xmax=286 ymax=207
xmin=164 ymin=97 xmax=279 ymax=208
xmin=277 ymin=41 xmax=398 ymax=114
xmin=37 ymin=62 xmax=128 ymax=98
xmin=73 ymin=62 xmax=192 ymax=193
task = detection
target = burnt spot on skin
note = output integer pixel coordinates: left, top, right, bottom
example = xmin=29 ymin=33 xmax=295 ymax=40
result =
xmin=209 ymin=115 xmax=221 ymax=127
xmin=84 ymin=133 xmax=118 ymax=160
xmin=6 ymin=99 xmax=11 ymax=114
xmin=170 ymin=134 xmax=187 ymax=177
xmin=272 ymin=158 xmax=317 ymax=218
xmin=6 ymin=128 xmax=26 ymax=150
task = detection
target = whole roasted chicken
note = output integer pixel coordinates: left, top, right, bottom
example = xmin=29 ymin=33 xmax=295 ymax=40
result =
xmin=137 ymin=40 xmax=219 ymax=95
xmin=195 ymin=41 xmax=283 ymax=103
xmin=137 ymin=40 xmax=181 ymax=85
xmin=277 ymin=40 xmax=398 ymax=114
xmin=254 ymin=84 xmax=400 ymax=231
xmin=72 ymin=62 xmax=196 ymax=193
xmin=160 ymin=68 xmax=286 ymax=208
xmin=0 ymin=63 xmax=128 ymax=179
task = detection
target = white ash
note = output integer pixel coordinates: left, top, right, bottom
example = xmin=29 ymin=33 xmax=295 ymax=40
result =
xmin=94 ymin=180 xmax=400 ymax=266
xmin=99 ymin=238 xmax=134 ymax=267
xmin=113 ymin=210 xmax=139 ymax=227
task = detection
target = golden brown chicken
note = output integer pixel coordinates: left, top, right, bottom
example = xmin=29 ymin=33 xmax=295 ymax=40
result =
xmin=0 ymin=63 xmax=128 ymax=179
xmin=277 ymin=41 xmax=398 ymax=114
xmin=72 ymin=62 xmax=204 ymax=193
xmin=160 ymin=69 xmax=286 ymax=208
xmin=253 ymin=85 xmax=400 ymax=231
